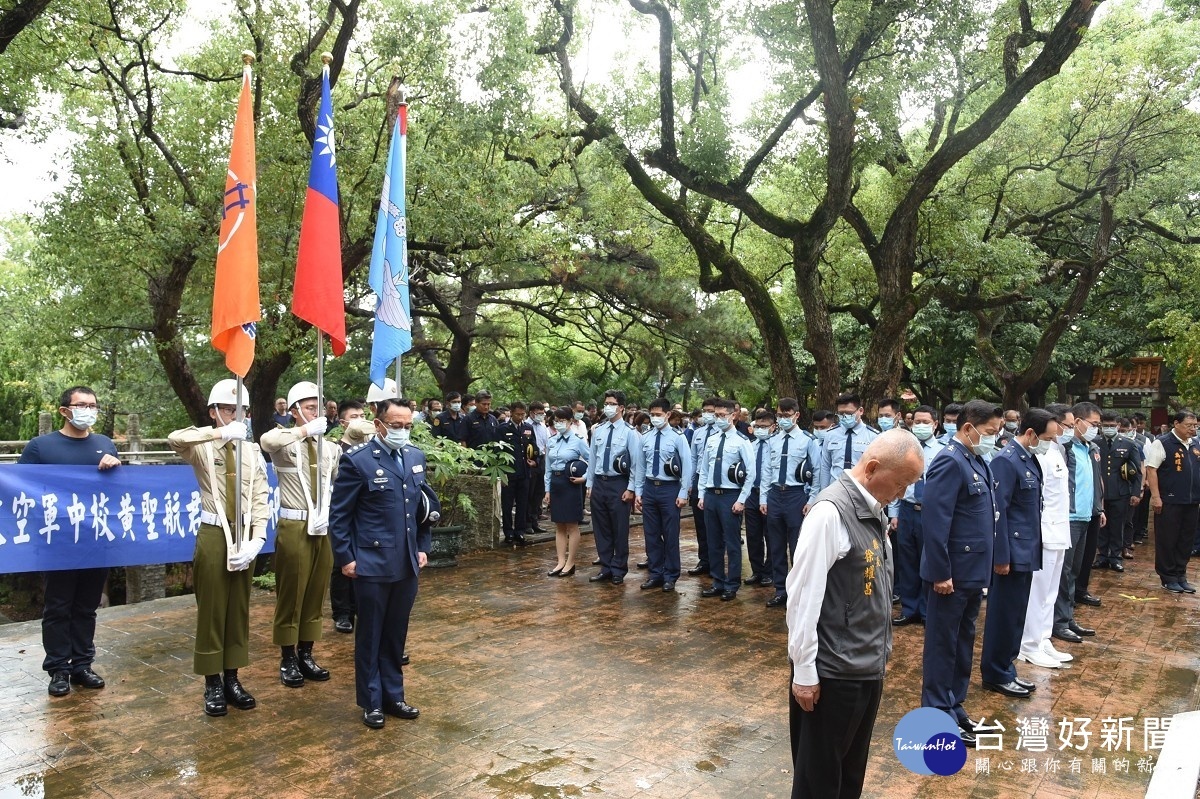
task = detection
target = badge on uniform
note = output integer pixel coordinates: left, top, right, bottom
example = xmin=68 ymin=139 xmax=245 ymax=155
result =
xmin=376 ymin=469 xmax=384 ymax=476
xmin=411 ymin=464 xmax=424 ymax=474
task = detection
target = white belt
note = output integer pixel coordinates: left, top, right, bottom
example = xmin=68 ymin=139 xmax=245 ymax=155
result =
xmin=200 ymin=510 xmax=252 ymax=527
xmin=278 ymin=507 xmax=308 ymax=521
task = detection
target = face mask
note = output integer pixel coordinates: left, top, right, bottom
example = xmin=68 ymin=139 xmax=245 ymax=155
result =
xmin=877 ymin=416 xmax=895 ymax=431
xmin=467 ymin=405 xmax=476 ymax=415
xmin=602 ymin=405 xmax=618 ymax=419
xmin=639 ymin=424 xmax=650 ymax=434
xmin=650 ymin=416 xmax=667 ymax=429
xmin=1101 ymin=426 xmax=1118 ymax=439
xmin=838 ymin=413 xmax=857 ymax=429
xmin=1057 ymin=430 xmax=1075 ymax=445
xmin=814 ymin=428 xmax=829 ymax=441
xmin=714 ymin=417 xmax=731 ymax=431
xmin=1082 ymin=425 xmax=1098 ymax=443
xmin=701 ymin=411 xmax=715 ymax=426
xmin=69 ymin=408 xmax=98 ymax=430
xmin=1119 ymin=431 xmax=1134 ymax=440
xmin=970 ymin=430 xmax=997 ymax=457
xmin=1004 ymin=421 xmax=1019 ymax=433
xmin=450 ymin=402 xmax=461 ymax=412
xmin=533 ymin=413 xmax=545 ymax=424
xmin=574 ymin=411 xmax=584 ymax=420
xmin=943 ymin=422 xmax=957 ymax=436
xmin=911 ymin=423 xmax=933 ymax=441
xmin=1031 ymin=438 xmax=1051 ymax=456
xmin=384 ymin=428 xmax=410 ymax=448
xmin=554 ymin=421 xmax=568 ymax=433
xmin=778 ymin=416 xmax=795 ymax=431
xmin=753 ymin=427 xmax=771 ymax=440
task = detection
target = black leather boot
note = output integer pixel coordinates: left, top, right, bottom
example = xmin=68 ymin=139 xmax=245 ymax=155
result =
xmin=297 ymin=644 xmax=329 ymax=681
xmin=223 ymin=669 xmax=256 ymax=710
xmin=203 ymin=674 xmax=227 ymax=717
xmin=279 ymin=654 xmax=305 ymax=688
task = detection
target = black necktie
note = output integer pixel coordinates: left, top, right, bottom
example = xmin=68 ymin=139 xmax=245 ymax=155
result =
xmin=714 ymin=432 xmax=726 ymax=487
xmin=653 ymin=430 xmax=662 ymax=476
xmin=603 ymin=425 xmax=614 ymax=473
xmin=914 ymin=442 xmax=927 ymax=503
xmin=756 ymin=440 xmax=765 ymax=485
xmin=843 ymin=428 xmax=854 ymax=469
xmin=777 ymin=434 xmax=790 ymax=487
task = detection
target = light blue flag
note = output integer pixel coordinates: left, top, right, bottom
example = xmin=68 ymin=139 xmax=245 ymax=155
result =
xmin=368 ymin=105 xmax=411 ymax=388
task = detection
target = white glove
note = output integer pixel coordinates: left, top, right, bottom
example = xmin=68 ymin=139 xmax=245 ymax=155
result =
xmin=229 ymin=537 xmax=264 ymax=571
xmin=304 ymin=416 xmax=328 ymax=438
xmin=220 ymin=421 xmax=249 ymax=442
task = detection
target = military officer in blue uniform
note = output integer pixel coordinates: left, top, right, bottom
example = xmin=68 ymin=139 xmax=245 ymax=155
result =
xmin=812 ymin=393 xmax=879 ymax=496
xmin=687 ymin=397 xmax=720 ymax=575
xmin=919 ymin=399 xmax=1002 ymax=746
xmin=498 ymin=401 xmax=538 ymax=546
xmin=979 ymin=408 xmax=1059 ymax=698
xmin=698 ymin=399 xmax=756 ymax=600
xmin=890 ymin=405 xmax=944 ymax=627
xmin=329 ymin=399 xmax=434 ymax=729
xmin=586 ymin=390 xmax=643 ymax=584
xmin=1095 ymin=409 xmax=1144 ymax=571
xmin=633 ymin=398 xmax=693 ymax=592
xmin=759 ymin=398 xmax=817 ymax=607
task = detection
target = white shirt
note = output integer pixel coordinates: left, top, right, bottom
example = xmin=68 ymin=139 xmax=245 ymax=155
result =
xmin=1036 ymin=443 xmax=1071 ymax=550
xmin=785 ymin=475 xmax=883 ymax=686
xmin=1143 ymin=431 xmax=1190 ymax=470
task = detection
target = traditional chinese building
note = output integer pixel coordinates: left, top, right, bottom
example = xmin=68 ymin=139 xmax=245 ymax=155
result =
xmin=1068 ymin=356 xmax=1177 ymax=430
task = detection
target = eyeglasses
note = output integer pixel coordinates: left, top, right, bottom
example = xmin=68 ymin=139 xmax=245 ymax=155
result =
xmin=68 ymin=404 xmax=101 ymax=411
xmin=377 ymin=421 xmax=413 ymax=431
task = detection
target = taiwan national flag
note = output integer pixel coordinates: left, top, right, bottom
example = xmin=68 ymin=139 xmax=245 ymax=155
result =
xmin=368 ymin=104 xmax=411 ymax=388
xmin=292 ymin=66 xmax=347 ymax=355
xmin=211 ymin=65 xmax=260 ymax=379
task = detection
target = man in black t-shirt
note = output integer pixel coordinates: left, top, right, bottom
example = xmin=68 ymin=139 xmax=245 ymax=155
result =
xmin=19 ymin=385 xmax=121 ymax=697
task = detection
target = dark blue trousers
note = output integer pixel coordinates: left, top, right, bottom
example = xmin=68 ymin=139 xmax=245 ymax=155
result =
xmin=895 ymin=503 xmax=926 ymax=620
xmin=354 ymin=576 xmax=418 ymax=710
xmin=591 ymin=477 xmax=631 ymax=577
xmin=41 ymin=567 xmax=108 ymax=674
xmin=689 ymin=479 xmax=709 ymax=569
xmin=703 ymin=490 xmax=742 ymax=592
xmin=500 ymin=474 xmax=530 ymax=540
xmin=744 ymin=488 xmax=766 ymax=579
xmin=642 ymin=480 xmax=682 ymax=581
xmin=766 ymin=486 xmax=806 ymax=593
xmin=979 ymin=569 xmax=1033 ymax=685
xmin=921 ymin=583 xmax=983 ymax=727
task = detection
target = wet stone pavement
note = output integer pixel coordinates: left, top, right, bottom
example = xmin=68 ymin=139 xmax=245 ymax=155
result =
xmin=0 ymin=520 xmax=1198 ymax=798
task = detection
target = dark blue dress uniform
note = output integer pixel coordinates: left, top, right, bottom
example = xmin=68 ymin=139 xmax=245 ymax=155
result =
xmin=464 ymin=409 xmax=499 ymax=449
xmin=329 ymin=439 xmax=433 ymax=712
xmin=498 ymin=419 xmax=538 ymax=543
xmin=980 ymin=439 xmax=1043 ymax=686
xmin=431 ymin=410 xmax=468 ymax=444
xmin=1096 ymin=433 xmax=1143 ymax=567
xmin=1150 ymin=431 xmax=1200 ymax=588
xmin=891 ymin=436 xmax=944 ymax=622
xmin=919 ymin=439 xmax=996 ymax=729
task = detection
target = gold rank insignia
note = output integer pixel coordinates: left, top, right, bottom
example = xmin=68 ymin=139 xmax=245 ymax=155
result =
xmin=433 ymin=418 xmax=440 ymax=426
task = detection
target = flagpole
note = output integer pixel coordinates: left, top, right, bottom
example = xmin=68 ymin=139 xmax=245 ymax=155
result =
xmin=314 ymin=53 xmax=334 ymax=515
xmin=232 ymin=48 xmax=255 ymax=558
xmin=395 ymin=87 xmax=407 ymax=402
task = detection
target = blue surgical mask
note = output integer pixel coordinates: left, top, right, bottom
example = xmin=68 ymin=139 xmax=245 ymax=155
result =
xmin=753 ymin=427 xmax=771 ymax=440
xmin=715 ymin=417 xmax=731 ymax=431
xmin=911 ymin=423 xmax=934 ymax=441
xmin=778 ymin=416 xmax=795 ymax=431
xmin=70 ymin=408 xmax=98 ymax=430
xmin=943 ymin=422 xmax=958 ymax=436
xmin=814 ymin=428 xmax=829 ymax=441
xmin=1004 ymin=421 xmax=1019 ymax=433
xmin=701 ymin=412 xmax=715 ymax=426
xmin=1101 ymin=426 xmax=1118 ymax=439
xmin=450 ymin=402 xmax=462 ymax=412
xmin=384 ymin=429 xmax=410 ymax=449
xmin=877 ymin=416 xmax=895 ymax=431
xmin=1031 ymin=438 xmax=1051 ymax=456
xmin=971 ymin=431 xmax=997 ymax=457
xmin=639 ymin=423 xmax=650 ymax=434
xmin=554 ymin=421 xmax=568 ymax=433
xmin=1057 ymin=431 xmax=1075 ymax=445
xmin=574 ymin=411 xmax=584 ymax=420
xmin=838 ymin=413 xmax=857 ymax=429
xmin=1083 ymin=426 xmax=1099 ymax=443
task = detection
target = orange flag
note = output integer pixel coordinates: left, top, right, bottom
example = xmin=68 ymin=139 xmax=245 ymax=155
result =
xmin=211 ymin=63 xmax=260 ymax=378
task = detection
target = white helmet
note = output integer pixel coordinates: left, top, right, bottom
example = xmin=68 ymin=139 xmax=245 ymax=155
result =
xmin=286 ymin=381 xmax=320 ymax=411
xmin=207 ymin=378 xmax=250 ymax=408
xmin=366 ymin=378 xmax=397 ymax=403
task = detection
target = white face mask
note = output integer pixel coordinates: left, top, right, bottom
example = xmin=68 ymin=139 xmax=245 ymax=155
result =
xmin=1082 ymin=425 xmax=1099 ymax=443
xmin=554 ymin=421 xmax=568 ymax=433
xmin=650 ymin=416 xmax=667 ymax=429
xmin=1101 ymin=426 xmax=1118 ymax=439
xmin=450 ymin=402 xmax=462 ymax=412
xmin=911 ymin=423 xmax=934 ymax=441
xmin=1057 ymin=430 xmax=1075 ymax=445
xmin=602 ymin=405 xmax=618 ymax=419
xmin=1031 ymin=438 xmax=1051 ymax=456
xmin=384 ymin=428 xmax=410 ymax=448
xmin=69 ymin=408 xmax=98 ymax=430
xmin=533 ymin=413 xmax=545 ymax=424
xmin=753 ymin=427 xmax=771 ymax=440
xmin=714 ymin=417 xmax=731 ymax=431
xmin=574 ymin=411 xmax=584 ymax=420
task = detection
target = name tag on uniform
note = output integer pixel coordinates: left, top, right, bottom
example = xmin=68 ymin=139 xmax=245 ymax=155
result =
xmin=373 ymin=477 xmax=389 ymax=484
xmin=411 ymin=464 xmax=424 ymax=474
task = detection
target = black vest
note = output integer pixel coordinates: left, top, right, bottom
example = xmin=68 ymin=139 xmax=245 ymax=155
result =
xmin=1156 ymin=433 xmax=1200 ymax=505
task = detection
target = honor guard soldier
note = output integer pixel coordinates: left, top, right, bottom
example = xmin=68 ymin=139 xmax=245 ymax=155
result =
xmin=633 ymin=398 xmax=693 ymax=592
xmin=20 ymin=385 xmax=122 ymax=697
xmin=743 ymin=410 xmax=775 ymax=593
xmin=1144 ymin=410 xmax=1200 ymax=593
xmin=697 ymin=399 xmax=756 ymax=601
xmin=433 ymin=391 xmax=469 ymax=443
xmin=499 ymin=401 xmax=538 ymax=546
xmin=687 ymin=397 xmax=720 ymax=576
xmin=979 ymin=409 xmax=1058 ymax=699
xmin=168 ymin=379 xmax=270 ymax=717
xmin=465 ymin=390 xmax=500 ymax=449
xmin=761 ymin=399 xmax=818 ymax=607
xmin=919 ymin=399 xmax=1001 ymax=746
xmin=1094 ymin=410 xmax=1144 ymax=572
xmin=586 ymin=390 xmax=643 ymax=584
xmin=365 ymin=378 xmax=398 ymax=416
xmin=329 ymin=399 xmax=434 ymax=728
xmin=812 ymin=394 xmax=879 ymax=496
xmin=891 ymin=405 xmax=944 ymax=627
xmin=260 ymin=381 xmax=340 ymax=688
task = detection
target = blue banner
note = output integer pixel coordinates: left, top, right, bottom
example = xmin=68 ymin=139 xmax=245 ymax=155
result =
xmin=0 ymin=465 xmax=281 ymax=574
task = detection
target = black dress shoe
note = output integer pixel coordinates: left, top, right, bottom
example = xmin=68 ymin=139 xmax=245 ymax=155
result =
xmin=892 ymin=594 xmax=901 ymax=605
xmin=687 ymin=565 xmax=710 ymax=576
xmin=892 ymin=615 xmax=923 ymax=626
xmin=224 ymin=675 xmax=257 ymax=710
xmin=589 ymin=572 xmax=613 ymax=583
xmin=1110 ymin=562 xmax=1125 ymax=573
xmin=514 ymin=535 xmax=527 ymax=547
xmin=982 ymin=680 xmax=1031 ymax=698
xmin=547 ymin=567 xmax=564 ymax=577
xmin=636 ymin=560 xmax=650 ymax=570
xmin=641 ymin=579 xmax=665 ymax=590
xmin=958 ymin=726 xmax=977 ymax=748
xmin=662 ymin=581 xmax=675 ymax=592
xmin=700 ymin=587 xmax=723 ymax=598
xmin=766 ymin=594 xmax=787 ymax=608
xmin=558 ymin=566 xmax=576 ymax=577
xmin=203 ymin=677 xmax=227 ymax=717
xmin=1075 ymin=593 xmax=1102 ymax=607
xmin=1163 ymin=582 xmax=1185 ymax=593
xmin=1068 ymin=621 xmax=1095 ymax=637
xmin=744 ymin=574 xmax=763 ymax=585
xmin=759 ymin=575 xmax=774 ymax=587
xmin=363 ymin=708 xmax=385 ymax=729
xmin=1091 ymin=560 xmax=1110 ymax=570
xmin=1013 ymin=677 xmax=1036 ymax=691
xmin=592 ymin=558 xmax=601 ymax=566
xmin=280 ymin=655 xmax=305 ymax=688
xmin=1052 ymin=627 xmax=1083 ymax=643
xmin=298 ymin=650 xmax=330 ymax=681
xmin=334 ymin=617 xmax=354 ymax=634
xmin=70 ymin=667 xmax=105 ymax=689
xmin=383 ymin=700 xmax=420 ymax=720
xmin=48 ymin=671 xmax=71 ymax=697
xmin=401 ymin=653 xmax=410 ymax=666
xmin=1180 ymin=581 xmax=1197 ymax=594
xmin=611 ymin=575 xmax=625 ymax=585
xmin=720 ymin=590 xmax=737 ymax=601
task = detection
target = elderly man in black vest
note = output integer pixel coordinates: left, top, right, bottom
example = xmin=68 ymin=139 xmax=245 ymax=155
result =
xmin=785 ymin=430 xmax=924 ymax=799
xmin=1145 ymin=410 xmax=1200 ymax=593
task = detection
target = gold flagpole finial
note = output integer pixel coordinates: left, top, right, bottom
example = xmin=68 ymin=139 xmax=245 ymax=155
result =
xmin=241 ymin=50 xmax=256 ymax=66
xmin=321 ymin=51 xmax=333 ymax=66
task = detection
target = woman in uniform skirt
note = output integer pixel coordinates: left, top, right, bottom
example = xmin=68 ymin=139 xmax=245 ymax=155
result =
xmin=545 ymin=405 xmax=590 ymax=577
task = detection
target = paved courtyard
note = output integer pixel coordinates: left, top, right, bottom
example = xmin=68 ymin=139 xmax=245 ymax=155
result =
xmin=0 ymin=520 xmax=1197 ymax=798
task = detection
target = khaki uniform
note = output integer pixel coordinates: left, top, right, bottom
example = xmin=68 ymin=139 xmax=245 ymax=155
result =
xmin=260 ymin=426 xmax=340 ymax=646
xmin=169 ymin=427 xmax=270 ymax=676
